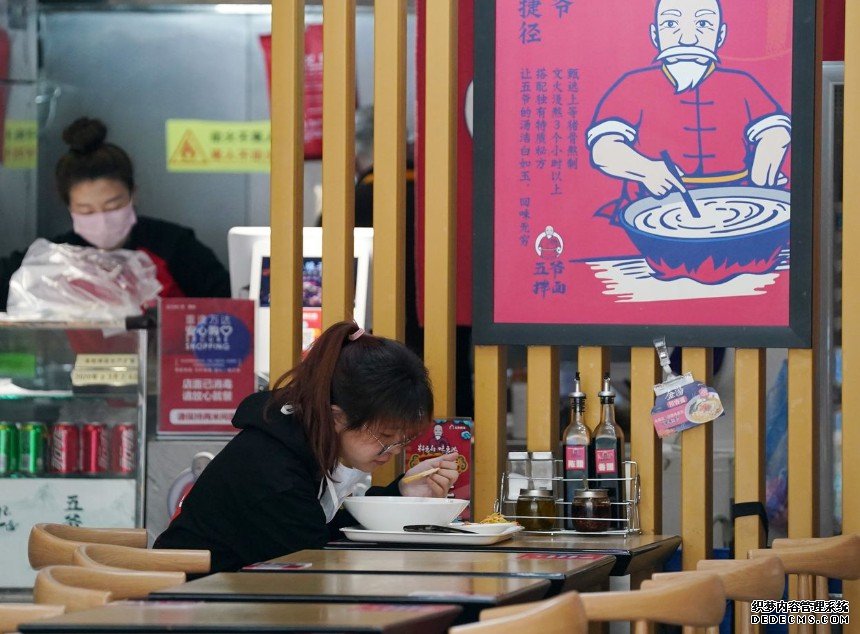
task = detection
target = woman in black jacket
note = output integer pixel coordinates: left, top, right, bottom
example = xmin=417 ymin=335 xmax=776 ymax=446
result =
xmin=154 ymin=321 xmax=459 ymax=572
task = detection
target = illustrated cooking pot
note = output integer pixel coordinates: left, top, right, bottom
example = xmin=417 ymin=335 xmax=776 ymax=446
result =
xmin=619 ymin=186 xmax=791 ymax=284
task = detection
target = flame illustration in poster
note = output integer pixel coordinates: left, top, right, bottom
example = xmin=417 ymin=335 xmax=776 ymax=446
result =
xmin=493 ymin=0 xmax=794 ymax=327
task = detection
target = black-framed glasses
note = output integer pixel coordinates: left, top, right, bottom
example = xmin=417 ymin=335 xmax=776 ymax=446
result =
xmin=362 ymin=424 xmax=417 ymax=457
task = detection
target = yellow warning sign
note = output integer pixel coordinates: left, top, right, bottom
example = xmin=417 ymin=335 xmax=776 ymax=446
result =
xmin=166 ymin=120 xmax=271 ymax=173
xmin=3 ymin=120 xmax=38 ymax=170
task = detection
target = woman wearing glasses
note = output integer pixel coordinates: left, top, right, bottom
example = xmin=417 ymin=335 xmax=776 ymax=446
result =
xmin=154 ymin=321 xmax=459 ymax=573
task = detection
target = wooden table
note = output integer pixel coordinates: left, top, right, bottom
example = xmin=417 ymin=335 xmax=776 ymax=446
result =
xmin=18 ymin=601 xmax=462 ymax=634
xmin=327 ymin=533 xmax=681 ymax=585
xmin=263 ymin=548 xmax=615 ymax=594
xmin=150 ymin=572 xmax=551 ymax=623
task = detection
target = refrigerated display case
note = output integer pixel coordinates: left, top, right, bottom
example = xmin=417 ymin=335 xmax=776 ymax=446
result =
xmin=0 ymin=319 xmax=146 ymax=589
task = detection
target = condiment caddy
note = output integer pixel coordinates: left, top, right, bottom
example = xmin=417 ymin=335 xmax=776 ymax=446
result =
xmin=496 ymin=371 xmax=641 ymax=535
xmin=496 ymin=459 xmax=641 ymax=535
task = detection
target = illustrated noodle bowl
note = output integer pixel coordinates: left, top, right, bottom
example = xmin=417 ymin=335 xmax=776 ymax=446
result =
xmin=620 ymin=186 xmax=791 ymax=284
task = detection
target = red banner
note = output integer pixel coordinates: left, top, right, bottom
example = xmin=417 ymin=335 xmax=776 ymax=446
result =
xmin=415 ymin=0 xmax=474 ymax=326
xmin=259 ymin=24 xmax=324 ymax=159
xmin=158 ymin=298 xmax=255 ymax=435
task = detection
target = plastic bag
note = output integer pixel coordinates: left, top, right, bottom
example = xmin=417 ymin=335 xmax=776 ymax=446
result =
xmin=6 ymin=239 xmax=162 ymax=320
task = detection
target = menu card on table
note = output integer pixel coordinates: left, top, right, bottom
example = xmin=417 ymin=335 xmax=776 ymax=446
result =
xmin=405 ymin=418 xmax=474 ymax=520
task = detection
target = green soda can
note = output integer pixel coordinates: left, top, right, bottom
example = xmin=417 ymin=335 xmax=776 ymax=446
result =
xmin=18 ymin=422 xmax=46 ymax=476
xmin=0 ymin=423 xmax=18 ymax=476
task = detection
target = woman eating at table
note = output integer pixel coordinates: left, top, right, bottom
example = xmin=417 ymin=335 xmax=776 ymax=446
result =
xmin=155 ymin=321 xmax=459 ymax=572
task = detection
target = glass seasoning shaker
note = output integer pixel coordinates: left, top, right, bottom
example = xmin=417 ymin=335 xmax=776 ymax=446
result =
xmin=572 ymin=488 xmax=612 ymax=532
xmin=515 ymin=488 xmax=557 ymax=531
xmin=506 ymin=451 xmax=530 ymax=500
xmin=529 ymin=451 xmax=556 ymax=493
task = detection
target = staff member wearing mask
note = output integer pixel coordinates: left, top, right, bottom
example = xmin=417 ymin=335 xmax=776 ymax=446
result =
xmin=155 ymin=321 xmax=460 ymax=572
xmin=0 ymin=117 xmax=230 ymax=310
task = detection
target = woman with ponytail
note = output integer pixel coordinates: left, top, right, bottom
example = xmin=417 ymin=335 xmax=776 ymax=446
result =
xmin=0 ymin=116 xmax=230 ymax=309
xmin=154 ymin=321 xmax=459 ymax=572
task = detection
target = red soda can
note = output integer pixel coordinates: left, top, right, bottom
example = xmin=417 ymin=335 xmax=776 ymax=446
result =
xmin=81 ymin=423 xmax=109 ymax=474
xmin=49 ymin=423 xmax=79 ymax=475
xmin=111 ymin=423 xmax=137 ymax=476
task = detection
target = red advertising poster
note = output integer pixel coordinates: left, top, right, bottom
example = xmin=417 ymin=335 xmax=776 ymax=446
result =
xmin=473 ymin=0 xmax=815 ymax=348
xmin=158 ymin=298 xmax=255 ymax=434
xmin=258 ymin=24 xmax=324 ymax=159
xmin=404 ymin=419 xmax=473 ymax=520
xmin=415 ymin=0 xmax=474 ymax=327
xmin=303 ymin=24 xmax=324 ymax=159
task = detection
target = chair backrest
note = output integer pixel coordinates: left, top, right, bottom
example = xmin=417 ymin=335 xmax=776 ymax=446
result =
xmin=768 ymin=533 xmax=860 ymax=608
xmin=34 ymin=565 xmax=185 ymax=611
xmin=771 ymin=534 xmax=858 ymax=550
xmin=749 ymin=533 xmax=860 ymax=580
xmin=0 ymin=603 xmax=65 ymax=634
xmin=584 ymin=572 xmax=725 ymax=627
xmin=73 ymin=543 xmax=211 ymax=574
xmin=28 ymin=523 xmax=148 ymax=569
xmin=650 ymin=557 xmax=785 ymax=601
xmin=33 ymin=568 xmax=112 ymax=614
xmin=451 ymin=591 xmax=587 ymax=634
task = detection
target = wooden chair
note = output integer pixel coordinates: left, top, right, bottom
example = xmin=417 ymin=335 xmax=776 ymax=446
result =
xmin=771 ymin=533 xmax=860 ymax=604
xmin=750 ymin=534 xmax=860 ymax=634
xmin=478 ymin=572 xmax=724 ymax=634
xmin=28 ymin=523 xmax=147 ymax=569
xmin=73 ymin=543 xmax=210 ymax=574
xmin=33 ymin=565 xmax=185 ymax=613
xmin=449 ymin=591 xmax=587 ymax=634
xmin=0 ymin=604 xmax=65 ymax=634
xmin=750 ymin=533 xmax=860 ymax=600
xmin=585 ymin=572 xmax=724 ymax=632
xmin=649 ymin=557 xmax=785 ymax=634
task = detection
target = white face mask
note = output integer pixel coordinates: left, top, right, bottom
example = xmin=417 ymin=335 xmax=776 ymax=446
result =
xmin=71 ymin=201 xmax=137 ymax=249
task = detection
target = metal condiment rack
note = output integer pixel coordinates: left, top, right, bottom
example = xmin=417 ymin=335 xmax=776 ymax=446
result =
xmin=496 ymin=459 xmax=641 ymax=535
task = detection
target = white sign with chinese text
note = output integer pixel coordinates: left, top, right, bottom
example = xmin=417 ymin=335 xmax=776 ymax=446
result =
xmin=0 ymin=478 xmax=136 ymax=588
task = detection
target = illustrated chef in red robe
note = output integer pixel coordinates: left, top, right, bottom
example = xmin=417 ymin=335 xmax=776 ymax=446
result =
xmin=535 ymin=225 xmax=564 ymax=259
xmin=586 ymin=0 xmax=791 ymax=211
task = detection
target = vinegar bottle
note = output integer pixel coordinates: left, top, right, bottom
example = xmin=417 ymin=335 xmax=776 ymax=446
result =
xmin=592 ymin=373 xmax=625 ymax=527
xmin=561 ymin=372 xmax=590 ymax=530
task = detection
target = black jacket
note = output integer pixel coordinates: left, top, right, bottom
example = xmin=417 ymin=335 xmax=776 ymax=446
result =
xmin=0 ymin=216 xmax=230 ymax=311
xmin=154 ymin=391 xmax=402 ymax=572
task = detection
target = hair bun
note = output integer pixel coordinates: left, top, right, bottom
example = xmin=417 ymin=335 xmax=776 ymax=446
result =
xmin=62 ymin=117 xmax=108 ymax=154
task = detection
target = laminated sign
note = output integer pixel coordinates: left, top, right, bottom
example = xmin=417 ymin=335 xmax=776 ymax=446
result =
xmin=650 ymin=338 xmax=724 ymax=438
xmin=158 ymin=298 xmax=255 ymax=434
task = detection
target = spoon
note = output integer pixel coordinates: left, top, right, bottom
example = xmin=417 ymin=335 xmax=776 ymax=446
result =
xmin=660 ymin=150 xmax=701 ymax=219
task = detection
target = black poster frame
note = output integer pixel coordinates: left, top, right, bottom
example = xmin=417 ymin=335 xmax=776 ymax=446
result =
xmin=473 ymin=0 xmax=817 ymax=348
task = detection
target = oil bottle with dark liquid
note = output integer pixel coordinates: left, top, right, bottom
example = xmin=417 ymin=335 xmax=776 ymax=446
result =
xmin=561 ymin=372 xmax=590 ymax=529
xmin=592 ymin=373 xmax=625 ymax=528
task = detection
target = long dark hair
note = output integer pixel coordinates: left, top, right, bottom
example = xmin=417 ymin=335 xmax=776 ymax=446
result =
xmin=55 ymin=117 xmax=135 ymax=205
xmin=268 ymin=321 xmax=433 ymax=476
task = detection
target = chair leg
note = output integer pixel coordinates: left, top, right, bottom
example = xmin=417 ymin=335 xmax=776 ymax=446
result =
xmin=814 ymin=577 xmax=829 ymax=634
xmin=797 ymin=574 xmax=815 ymax=634
xmin=633 ymin=620 xmax=651 ymax=634
xmin=736 ymin=601 xmax=754 ymax=634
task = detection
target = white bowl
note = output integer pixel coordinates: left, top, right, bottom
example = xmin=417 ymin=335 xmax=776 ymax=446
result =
xmin=343 ymin=496 xmax=470 ymax=532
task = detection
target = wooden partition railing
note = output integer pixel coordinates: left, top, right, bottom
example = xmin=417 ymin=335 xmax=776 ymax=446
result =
xmin=269 ymin=3 xmax=856 ymax=625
